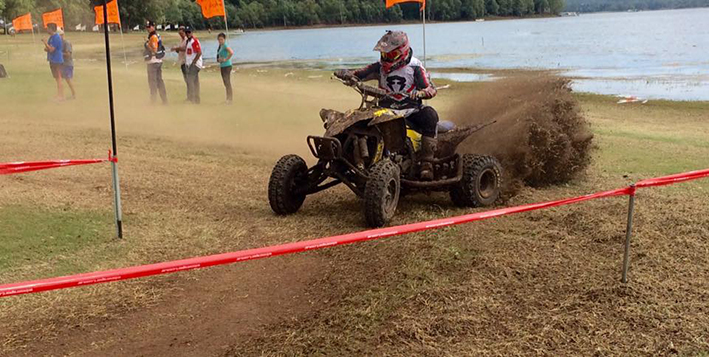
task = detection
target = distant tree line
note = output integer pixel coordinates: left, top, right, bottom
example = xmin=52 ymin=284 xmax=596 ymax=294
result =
xmin=1 ymin=0 xmax=566 ymax=31
xmin=564 ymin=0 xmax=709 ymax=12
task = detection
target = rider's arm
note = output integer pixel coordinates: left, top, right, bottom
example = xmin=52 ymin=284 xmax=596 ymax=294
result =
xmin=352 ymin=62 xmax=381 ymax=82
xmin=414 ymin=66 xmax=437 ymax=99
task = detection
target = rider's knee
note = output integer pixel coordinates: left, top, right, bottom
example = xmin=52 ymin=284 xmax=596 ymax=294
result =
xmin=420 ymin=107 xmax=439 ymax=137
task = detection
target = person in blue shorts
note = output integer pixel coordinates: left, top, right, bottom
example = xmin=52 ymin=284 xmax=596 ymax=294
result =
xmin=42 ymin=23 xmax=63 ymax=101
xmin=59 ymin=29 xmax=76 ymax=100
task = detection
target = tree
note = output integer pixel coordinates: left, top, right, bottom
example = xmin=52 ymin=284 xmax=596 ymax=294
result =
xmin=548 ymin=0 xmax=563 ymax=12
xmin=2 ymin=0 xmax=35 ymax=20
xmin=486 ymin=0 xmax=500 ymax=14
xmin=320 ymin=0 xmax=345 ymax=24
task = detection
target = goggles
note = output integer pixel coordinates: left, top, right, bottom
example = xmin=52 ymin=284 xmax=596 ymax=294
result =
xmin=381 ymin=49 xmax=404 ymax=63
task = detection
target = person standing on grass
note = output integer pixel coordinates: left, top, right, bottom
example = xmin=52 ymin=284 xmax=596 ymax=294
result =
xmin=184 ymin=27 xmax=202 ymax=104
xmin=216 ymin=33 xmax=234 ymax=104
xmin=42 ymin=23 xmax=63 ymax=101
xmin=171 ymin=26 xmax=190 ymax=102
xmin=144 ymin=21 xmax=168 ymax=105
xmin=59 ymin=29 xmax=76 ymax=100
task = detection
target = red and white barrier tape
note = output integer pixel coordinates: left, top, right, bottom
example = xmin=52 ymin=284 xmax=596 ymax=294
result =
xmin=0 ymin=168 xmax=707 ymax=298
xmin=0 ymin=151 xmax=116 ymax=175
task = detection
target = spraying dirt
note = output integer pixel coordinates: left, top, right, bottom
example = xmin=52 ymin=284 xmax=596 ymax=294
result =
xmin=448 ymin=74 xmax=593 ymax=194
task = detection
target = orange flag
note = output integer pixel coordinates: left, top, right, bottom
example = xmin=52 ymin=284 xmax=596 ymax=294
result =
xmin=386 ymin=0 xmax=426 ymax=9
xmin=196 ymin=0 xmax=226 ymax=19
xmin=94 ymin=0 xmax=121 ymax=25
xmin=12 ymin=13 xmax=33 ymax=31
xmin=42 ymin=9 xmax=65 ymax=29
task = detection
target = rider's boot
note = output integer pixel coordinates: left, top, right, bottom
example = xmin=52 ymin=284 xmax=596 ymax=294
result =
xmin=420 ymin=136 xmax=437 ymax=181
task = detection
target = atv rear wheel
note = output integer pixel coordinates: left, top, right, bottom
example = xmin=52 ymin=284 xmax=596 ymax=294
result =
xmin=269 ymin=154 xmax=308 ymax=215
xmin=450 ymin=154 xmax=502 ymax=208
xmin=364 ymin=159 xmax=401 ymax=227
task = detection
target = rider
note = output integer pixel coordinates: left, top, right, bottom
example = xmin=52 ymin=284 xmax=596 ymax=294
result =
xmin=334 ymin=30 xmax=439 ymax=180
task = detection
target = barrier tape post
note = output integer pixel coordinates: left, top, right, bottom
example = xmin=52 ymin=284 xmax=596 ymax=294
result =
xmin=110 ymin=156 xmax=123 ymax=238
xmin=621 ymin=184 xmax=637 ymax=283
xmin=103 ymin=0 xmax=123 ymax=239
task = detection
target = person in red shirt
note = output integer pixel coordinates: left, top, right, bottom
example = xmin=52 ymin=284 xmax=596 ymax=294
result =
xmin=184 ymin=27 xmax=203 ymax=104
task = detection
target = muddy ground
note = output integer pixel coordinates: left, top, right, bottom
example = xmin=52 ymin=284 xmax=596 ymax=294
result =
xmin=1 ymin=38 xmax=708 ymax=356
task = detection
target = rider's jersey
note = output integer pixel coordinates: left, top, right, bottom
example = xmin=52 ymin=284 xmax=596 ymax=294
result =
xmin=353 ymin=56 xmax=437 ymax=109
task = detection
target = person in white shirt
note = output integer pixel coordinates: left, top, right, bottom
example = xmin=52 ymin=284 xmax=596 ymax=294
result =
xmin=184 ymin=27 xmax=203 ymax=104
xmin=171 ymin=26 xmax=190 ymax=102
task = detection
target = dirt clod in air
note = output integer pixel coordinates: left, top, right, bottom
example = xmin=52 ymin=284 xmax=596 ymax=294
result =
xmin=449 ymin=74 xmax=593 ymax=194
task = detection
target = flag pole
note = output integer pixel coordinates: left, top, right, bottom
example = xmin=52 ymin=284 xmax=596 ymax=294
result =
xmin=118 ymin=24 xmax=129 ymax=70
xmin=116 ymin=0 xmax=129 ymax=70
xmin=31 ymin=17 xmax=36 ymax=43
xmin=222 ymin=0 xmax=230 ymax=39
xmin=422 ymin=3 xmax=427 ymax=67
xmin=102 ymin=0 xmax=124 ymax=239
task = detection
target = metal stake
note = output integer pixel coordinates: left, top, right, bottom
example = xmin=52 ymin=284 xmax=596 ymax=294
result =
xmin=621 ymin=185 xmax=636 ymax=283
xmin=103 ymin=0 xmax=123 ymax=238
xmin=111 ymin=159 xmax=123 ymax=238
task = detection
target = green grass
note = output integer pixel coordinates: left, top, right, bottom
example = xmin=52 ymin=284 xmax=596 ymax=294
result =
xmin=0 ymin=205 xmax=116 ymax=276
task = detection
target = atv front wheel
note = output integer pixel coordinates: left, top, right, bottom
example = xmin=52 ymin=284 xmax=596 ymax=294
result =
xmin=450 ymin=154 xmax=502 ymax=208
xmin=364 ymin=159 xmax=401 ymax=227
xmin=269 ymin=154 xmax=308 ymax=215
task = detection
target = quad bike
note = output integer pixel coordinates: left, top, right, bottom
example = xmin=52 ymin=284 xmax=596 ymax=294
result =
xmin=268 ymin=77 xmax=503 ymax=227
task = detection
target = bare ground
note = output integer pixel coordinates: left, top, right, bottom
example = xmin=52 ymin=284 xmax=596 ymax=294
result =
xmin=1 ymin=64 xmax=708 ymax=356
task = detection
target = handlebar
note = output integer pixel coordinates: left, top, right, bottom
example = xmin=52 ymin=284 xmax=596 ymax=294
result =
xmin=334 ymin=76 xmax=387 ymax=99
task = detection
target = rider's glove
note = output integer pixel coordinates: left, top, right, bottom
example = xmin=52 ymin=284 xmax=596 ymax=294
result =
xmin=411 ymin=87 xmax=437 ymax=100
xmin=334 ymin=69 xmax=353 ymax=80
xmin=409 ymin=90 xmax=426 ymax=100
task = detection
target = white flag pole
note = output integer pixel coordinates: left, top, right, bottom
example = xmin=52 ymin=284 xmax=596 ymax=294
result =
xmin=115 ymin=0 xmax=129 ymax=70
xmin=222 ymin=0 xmax=230 ymax=39
xmin=31 ymin=17 xmax=36 ymax=42
xmin=118 ymin=25 xmax=129 ymax=70
xmin=422 ymin=2 xmax=427 ymax=67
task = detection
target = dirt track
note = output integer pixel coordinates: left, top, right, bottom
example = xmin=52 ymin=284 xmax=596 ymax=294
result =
xmin=2 ymin=65 xmax=709 ymax=355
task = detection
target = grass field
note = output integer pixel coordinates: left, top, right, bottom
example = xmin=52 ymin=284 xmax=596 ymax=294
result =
xmin=1 ymin=32 xmax=708 ymax=356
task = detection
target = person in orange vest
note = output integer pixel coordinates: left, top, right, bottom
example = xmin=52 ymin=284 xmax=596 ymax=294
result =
xmin=144 ymin=21 xmax=168 ymax=105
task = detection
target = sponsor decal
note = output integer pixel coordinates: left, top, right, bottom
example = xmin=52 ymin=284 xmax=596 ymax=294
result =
xmin=161 ymin=264 xmax=201 ymax=273
xmin=305 ymin=241 xmax=338 ymax=250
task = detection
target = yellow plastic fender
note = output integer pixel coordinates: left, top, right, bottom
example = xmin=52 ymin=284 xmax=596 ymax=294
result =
xmin=407 ymin=128 xmax=422 ymax=152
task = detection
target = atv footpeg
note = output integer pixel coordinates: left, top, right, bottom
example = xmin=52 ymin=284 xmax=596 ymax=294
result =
xmin=307 ymin=136 xmax=343 ymax=160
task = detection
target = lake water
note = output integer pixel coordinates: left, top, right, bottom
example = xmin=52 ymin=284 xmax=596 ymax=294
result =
xmin=201 ymin=8 xmax=709 ymax=101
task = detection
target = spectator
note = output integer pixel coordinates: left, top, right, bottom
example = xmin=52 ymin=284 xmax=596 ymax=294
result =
xmin=144 ymin=21 xmax=167 ymax=105
xmin=42 ymin=23 xmax=63 ymax=101
xmin=216 ymin=33 xmax=234 ymax=104
xmin=59 ymin=29 xmax=76 ymax=100
xmin=171 ymin=26 xmax=190 ymax=102
xmin=184 ymin=27 xmax=202 ymax=104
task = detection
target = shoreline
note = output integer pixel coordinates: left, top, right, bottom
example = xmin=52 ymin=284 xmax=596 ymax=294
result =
xmin=230 ymin=14 xmax=560 ymax=33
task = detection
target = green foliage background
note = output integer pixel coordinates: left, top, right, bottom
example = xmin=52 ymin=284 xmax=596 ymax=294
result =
xmin=1 ymin=0 xmax=707 ymax=30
